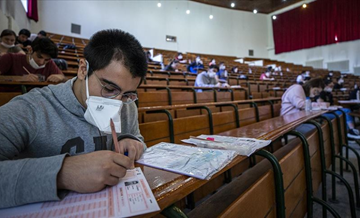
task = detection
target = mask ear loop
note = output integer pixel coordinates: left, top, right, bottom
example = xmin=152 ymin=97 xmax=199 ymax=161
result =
xmin=85 ymin=60 xmax=90 ymax=99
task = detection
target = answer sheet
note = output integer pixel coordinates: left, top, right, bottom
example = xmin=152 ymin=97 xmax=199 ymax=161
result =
xmin=1 ymin=168 xmax=159 ymax=218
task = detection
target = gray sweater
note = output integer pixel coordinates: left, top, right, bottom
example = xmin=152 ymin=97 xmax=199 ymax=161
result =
xmin=0 ymin=78 xmax=145 ymax=208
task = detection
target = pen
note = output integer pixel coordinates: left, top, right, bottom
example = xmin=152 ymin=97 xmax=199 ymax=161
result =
xmin=110 ymin=118 xmax=121 ymax=154
xmin=22 ymin=66 xmax=32 ymax=75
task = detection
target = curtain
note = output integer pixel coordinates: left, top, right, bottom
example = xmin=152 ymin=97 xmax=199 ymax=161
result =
xmin=27 ymin=0 xmax=38 ymax=22
xmin=272 ymin=0 xmax=360 ymax=54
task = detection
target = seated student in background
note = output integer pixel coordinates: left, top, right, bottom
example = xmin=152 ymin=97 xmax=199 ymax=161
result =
xmin=0 ymin=29 xmax=16 ymax=56
xmin=164 ymin=60 xmax=179 ymax=72
xmin=187 ymin=56 xmax=204 ymax=73
xmin=259 ymin=69 xmax=274 ymax=81
xmin=209 ymin=58 xmax=216 ymax=67
xmin=175 ymin=52 xmax=187 ymax=64
xmin=7 ymin=46 xmax=26 ymax=55
xmin=217 ymin=62 xmax=228 ymax=82
xmin=232 ymin=66 xmax=248 ymax=80
xmin=16 ymin=29 xmax=32 ymax=51
xmin=280 ymin=78 xmax=324 ymax=115
xmin=296 ymin=71 xmax=311 ymax=84
xmin=0 ymin=29 xmax=147 ymax=209
xmin=29 ymin=30 xmax=47 ymax=42
xmin=194 ymin=65 xmax=220 ymax=91
xmin=316 ymin=80 xmax=360 ymax=139
xmin=333 ymin=76 xmax=344 ymax=90
xmin=0 ymin=37 xmax=65 ymax=83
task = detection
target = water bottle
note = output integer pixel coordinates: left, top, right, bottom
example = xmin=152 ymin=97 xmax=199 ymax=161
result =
xmin=305 ymin=97 xmax=312 ymax=111
xmin=357 ymin=90 xmax=360 ymax=101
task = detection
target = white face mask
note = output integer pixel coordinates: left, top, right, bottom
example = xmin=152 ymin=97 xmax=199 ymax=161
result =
xmin=220 ymin=65 xmax=225 ymax=70
xmin=196 ymin=57 xmax=202 ymax=64
xmin=83 ymin=73 xmax=123 ymax=134
xmin=29 ymin=57 xmax=46 ymax=69
xmin=338 ymin=79 xmax=344 ymax=84
xmin=208 ymin=71 xmax=216 ymax=78
xmin=324 ymin=87 xmax=333 ymax=92
xmin=233 ymin=68 xmax=238 ymax=73
xmin=178 ymin=55 xmax=183 ymax=59
xmin=211 ymin=60 xmax=216 ymax=64
xmin=1 ymin=42 xmax=15 ymax=48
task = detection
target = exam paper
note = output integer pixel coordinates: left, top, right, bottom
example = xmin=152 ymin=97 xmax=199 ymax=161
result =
xmin=1 ymin=168 xmax=159 ymax=218
xmin=182 ymin=135 xmax=272 ymax=156
xmin=136 ymin=142 xmax=237 ymax=180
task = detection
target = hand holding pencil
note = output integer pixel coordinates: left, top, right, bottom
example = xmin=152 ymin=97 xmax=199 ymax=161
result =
xmin=22 ymin=66 xmax=39 ymax=82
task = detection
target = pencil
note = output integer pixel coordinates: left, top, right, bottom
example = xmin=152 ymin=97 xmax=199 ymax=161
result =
xmin=23 ymin=66 xmax=31 ymax=75
xmin=110 ymin=119 xmax=121 ymax=154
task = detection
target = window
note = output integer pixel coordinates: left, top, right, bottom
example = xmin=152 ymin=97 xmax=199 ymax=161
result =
xmin=21 ymin=0 xmax=28 ymax=13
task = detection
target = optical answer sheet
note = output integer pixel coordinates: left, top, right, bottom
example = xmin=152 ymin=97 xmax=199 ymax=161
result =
xmin=136 ymin=142 xmax=237 ymax=180
xmin=1 ymin=168 xmax=160 ymax=218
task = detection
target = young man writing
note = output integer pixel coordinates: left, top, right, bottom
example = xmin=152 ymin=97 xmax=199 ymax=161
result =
xmin=0 ymin=37 xmax=65 ymax=83
xmin=0 ymin=29 xmax=148 ymax=208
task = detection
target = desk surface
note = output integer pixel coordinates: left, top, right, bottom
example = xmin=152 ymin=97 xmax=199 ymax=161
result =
xmin=338 ymin=100 xmax=360 ymax=105
xmin=142 ymin=110 xmax=326 ymax=216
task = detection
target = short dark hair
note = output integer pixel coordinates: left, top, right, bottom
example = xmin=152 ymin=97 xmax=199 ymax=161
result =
xmin=32 ymin=37 xmax=58 ymax=58
xmin=7 ymin=46 xmax=23 ymax=53
xmin=1 ymin=29 xmax=16 ymax=38
xmin=209 ymin=65 xmax=219 ymax=72
xmin=38 ymin=30 xmax=47 ymax=37
xmin=18 ymin=29 xmax=31 ymax=37
xmin=302 ymin=78 xmax=325 ymax=96
xmin=84 ymin=29 xmax=147 ymax=79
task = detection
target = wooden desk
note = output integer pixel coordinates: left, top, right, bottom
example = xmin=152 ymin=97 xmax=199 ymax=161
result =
xmin=142 ymin=110 xmax=326 ymax=216
xmin=338 ymin=100 xmax=360 ymax=105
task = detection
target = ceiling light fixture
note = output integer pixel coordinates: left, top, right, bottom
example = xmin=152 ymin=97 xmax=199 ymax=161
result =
xmin=231 ymin=3 xmax=235 ymax=8
xmin=253 ymin=9 xmax=258 ymax=14
xmin=157 ymin=2 xmax=161 ymax=7
xmin=186 ymin=9 xmax=190 ymax=14
xmin=272 ymin=15 xmax=277 ymax=20
xmin=302 ymin=3 xmax=307 ymax=8
xmin=209 ymin=14 xmax=214 ymax=19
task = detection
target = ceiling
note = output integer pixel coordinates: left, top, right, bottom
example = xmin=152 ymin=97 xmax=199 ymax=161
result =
xmin=190 ymin=0 xmax=304 ymax=14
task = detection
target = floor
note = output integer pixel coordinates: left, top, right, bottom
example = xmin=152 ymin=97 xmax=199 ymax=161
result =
xmin=313 ymin=140 xmax=360 ymax=218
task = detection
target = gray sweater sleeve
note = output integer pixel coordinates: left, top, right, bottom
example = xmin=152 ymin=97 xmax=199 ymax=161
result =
xmin=0 ymin=99 xmax=67 ymax=208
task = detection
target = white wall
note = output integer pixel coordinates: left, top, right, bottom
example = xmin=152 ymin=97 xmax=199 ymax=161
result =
xmin=30 ymin=0 xmax=269 ymax=58
xmin=0 ymin=0 xmax=32 ymax=33
xmin=267 ymin=0 xmax=360 ymax=73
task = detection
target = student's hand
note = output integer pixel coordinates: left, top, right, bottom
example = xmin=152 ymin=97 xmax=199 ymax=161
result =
xmin=47 ymin=74 xmax=65 ymax=83
xmin=215 ymin=82 xmax=221 ymax=87
xmin=57 ymin=150 xmax=132 ymax=193
xmin=22 ymin=74 xmax=39 ymax=82
xmin=223 ymin=83 xmax=230 ymax=88
xmin=118 ymin=138 xmax=144 ymax=168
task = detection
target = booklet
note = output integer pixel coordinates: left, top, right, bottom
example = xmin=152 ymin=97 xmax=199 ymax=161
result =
xmin=1 ymin=168 xmax=159 ymax=218
xmin=136 ymin=142 xmax=237 ymax=180
xmin=182 ymin=135 xmax=272 ymax=157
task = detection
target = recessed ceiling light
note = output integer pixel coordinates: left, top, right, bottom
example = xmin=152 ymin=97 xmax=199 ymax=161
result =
xmin=272 ymin=15 xmax=277 ymax=20
xmin=186 ymin=9 xmax=190 ymax=14
xmin=209 ymin=14 xmax=214 ymax=19
xmin=253 ymin=9 xmax=258 ymax=14
xmin=231 ymin=3 xmax=235 ymax=8
xmin=302 ymin=3 xmax=307 ymax=8
xmin=157 ymin=2 xmax=161 ymax=7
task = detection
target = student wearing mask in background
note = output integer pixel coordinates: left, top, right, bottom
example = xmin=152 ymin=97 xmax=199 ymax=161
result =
xmin=0 ymin=37 xmax=65 ymax=83
xmin=217 ymin=62 xmax=228 ymax=82
xmin=232 ymin=66 xmax=248 ymax=80
xmin=29 ymin=30 xmax=47 ymax=42
xmin=16 ymin=29 xmax=32 ymax=51
xmin=260 ymin=68 xmax=275 ymax=81
xmin=195 ymin=65 xmax=220 ymax=92
xmin=187 ymin=56 xmax=204 ymax=74
xmin=164 ymin=60 xmax=179 ymax=72
xmin=317 ymin=80 xmax=360 ymax=139
xmin=209 ymin=58 xmax=216 ymax=67
xmin=0 ymin=29 xmax=16 ymax=57
xmin=333 ymin=76 xmax=344 ymax=90
xmin=175 ymin=52 xmax=187 ymax=64
xmin=0 ymin=29 xmax=147 ymax=209
xmin=280 ymin=78 xmax=324 ymax=115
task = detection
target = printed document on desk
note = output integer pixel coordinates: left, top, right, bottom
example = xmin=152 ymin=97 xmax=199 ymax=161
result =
xmin=1 ymin=167 xmax=159 ymax=218
xmin=136 ymin=142 xmax=237 ymax=180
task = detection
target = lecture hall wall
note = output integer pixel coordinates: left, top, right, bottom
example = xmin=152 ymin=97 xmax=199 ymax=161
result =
xmin=29 ymin=0 xmax=269 ymax=58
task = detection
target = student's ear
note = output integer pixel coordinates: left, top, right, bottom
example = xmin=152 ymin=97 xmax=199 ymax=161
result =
xmin=77 ymin=59 xmax=88 ymax=80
